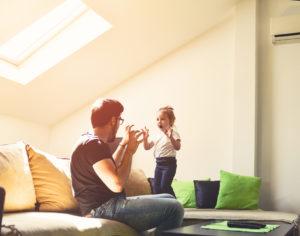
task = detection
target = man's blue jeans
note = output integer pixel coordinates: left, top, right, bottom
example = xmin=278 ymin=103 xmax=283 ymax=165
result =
xmin=91 ymin=193 xmax=184 ymax=235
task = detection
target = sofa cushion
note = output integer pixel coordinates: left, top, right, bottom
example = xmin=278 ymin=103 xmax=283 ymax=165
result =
xmin=2 ymin=212 xmax=139 ymax=236
xmin=26 ymin=145 xmax=78 ymax=212
xmin=0 ymin=141 xmax=36 ymax=212
xmin=172 ymin=180 xmax=196 ymax=208
xmin=194 ymin=180 xmax=220 ymax=208
xmin=183 ymin=208 xmax=299 ymax=224
xmin=125 ymin=169 xmax=151 ymax=196
xmin=215 ymin=170 xmax=261 ymax=210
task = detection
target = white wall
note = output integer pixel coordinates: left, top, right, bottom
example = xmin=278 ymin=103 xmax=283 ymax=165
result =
xmin=48 ymin=106 xmax=91 ymax=156
xmin=257 ymin=0 xmax=300 ymax=214
xmin=0 ymin=114 xmax=49 ymax=150
xmin=49 ymin=15 xmax=236 ymax=180
xmin=233 ymin=0 xmax=257 ymax=176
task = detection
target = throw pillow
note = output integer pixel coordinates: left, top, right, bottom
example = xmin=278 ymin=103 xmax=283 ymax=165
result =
xmin=215 ymin=170 xmax=261 ymax=209
xmin=172 ymin=180 xmax=196 ymax=208
xmin=194 ymin=180 xmax=220 ymax=208
xmin=0 ymin=141 xmax=36 ymax=212
xmin=124 ymin=169 xmax=151 ymax=196
xmin=26 ymin=145 xmax=78 ymax=211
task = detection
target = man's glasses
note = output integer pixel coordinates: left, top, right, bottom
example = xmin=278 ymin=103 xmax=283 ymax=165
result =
xmin=118 ymin=117 xmax=124 ymax=125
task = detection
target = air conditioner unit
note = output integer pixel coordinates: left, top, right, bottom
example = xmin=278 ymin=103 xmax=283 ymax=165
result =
xmin=270 ymin=14 xmax=300 ymax=44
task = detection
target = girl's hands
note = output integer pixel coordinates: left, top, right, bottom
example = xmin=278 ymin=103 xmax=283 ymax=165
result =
xmin=164 ymin=127 xmax=173 ymax=139
xmin=141 ymin=126 xmax=150 ymax=139
xmin=141 ymin=126 xmax=154 ymax=150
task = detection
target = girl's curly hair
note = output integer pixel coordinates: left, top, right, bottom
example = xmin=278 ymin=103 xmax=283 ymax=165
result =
xmin=159 ymin=106 xmax=176 ymax=127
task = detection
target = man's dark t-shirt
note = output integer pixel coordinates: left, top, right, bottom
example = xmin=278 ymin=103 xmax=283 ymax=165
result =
xmin=71 ymin=133 xmax=122 ymax=216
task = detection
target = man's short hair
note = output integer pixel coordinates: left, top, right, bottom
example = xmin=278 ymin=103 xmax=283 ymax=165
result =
xmin=91 ymin=99 xmax=124 ymax=128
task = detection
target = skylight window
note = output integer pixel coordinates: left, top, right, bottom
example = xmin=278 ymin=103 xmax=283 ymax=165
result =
xmin=0 ymin=0 xmax=112 ymax=85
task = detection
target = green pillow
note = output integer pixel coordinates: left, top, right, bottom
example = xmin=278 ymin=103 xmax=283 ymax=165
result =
xmin=172 ymin=180 xmax=196 ymax=208
xmin=215 ymin=170 xmax=261 ymax=209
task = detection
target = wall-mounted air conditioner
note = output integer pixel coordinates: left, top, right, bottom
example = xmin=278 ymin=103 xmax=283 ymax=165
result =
xmin=270 ymin=14 xmax=300 ymax=44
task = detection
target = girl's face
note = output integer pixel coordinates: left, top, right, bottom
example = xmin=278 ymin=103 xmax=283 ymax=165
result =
xmin=156 ymin=111 xmax=170 ymax=131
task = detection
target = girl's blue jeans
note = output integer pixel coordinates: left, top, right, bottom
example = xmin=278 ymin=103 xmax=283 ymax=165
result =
xmin=154 ymin=157 xmax=177 ymax=196
xmin=91 ymin=193 xmax=184 ymax=235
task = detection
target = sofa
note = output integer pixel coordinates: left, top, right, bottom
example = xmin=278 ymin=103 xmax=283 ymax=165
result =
xmin=1 ymin=141 xmax=299 ymax=236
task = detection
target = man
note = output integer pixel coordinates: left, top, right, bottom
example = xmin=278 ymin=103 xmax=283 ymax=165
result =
xmin=71 ymin=99 xmax=183 ymax=235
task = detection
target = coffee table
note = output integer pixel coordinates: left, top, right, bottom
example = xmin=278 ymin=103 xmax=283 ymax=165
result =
xmin=161 ymin=221 xmax=294 ymax=236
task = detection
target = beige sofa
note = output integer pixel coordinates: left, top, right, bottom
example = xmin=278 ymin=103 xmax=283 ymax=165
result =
xmin=1 ymin=141 xmax=150 ymax=236
xmin=1 ymin=141 xmax=299 ymax=235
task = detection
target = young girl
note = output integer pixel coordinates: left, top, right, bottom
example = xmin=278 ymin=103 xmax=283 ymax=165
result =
xmin=142 ymin=106 xmax=181 ymax=196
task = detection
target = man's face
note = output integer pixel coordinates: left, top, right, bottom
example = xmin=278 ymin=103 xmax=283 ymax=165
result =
xmin=108 ymin=116 xmax=123 ymax=142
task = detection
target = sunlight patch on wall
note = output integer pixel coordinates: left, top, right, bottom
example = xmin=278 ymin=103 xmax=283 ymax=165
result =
xmin=0 ymin=0 xmax=112 ymax=85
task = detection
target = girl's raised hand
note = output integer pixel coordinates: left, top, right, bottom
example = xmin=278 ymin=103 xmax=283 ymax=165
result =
xmin=141 ymin=126 xmax=150 ymax=139
xmin=165 ymin=127 xmax=173 ymax=138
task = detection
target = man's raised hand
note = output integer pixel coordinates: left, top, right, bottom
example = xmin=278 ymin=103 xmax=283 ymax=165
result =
xmin=120 ymin=125 xmax=134 ymax=146
xmin=126 ymin=127 xmax=143 ymax=155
